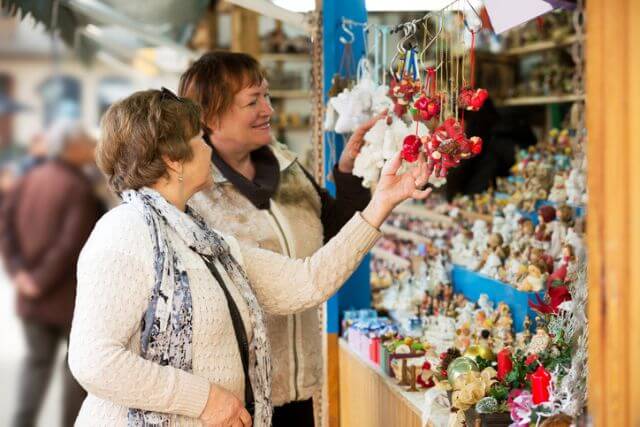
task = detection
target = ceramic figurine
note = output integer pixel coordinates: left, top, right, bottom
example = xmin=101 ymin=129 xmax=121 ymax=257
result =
xmin=550 ymin=205 xmax=574 ymax=260
xmin=566 ymin=166 xmax=587 ymax=206
xmin=548 ymin=173 xmax=568 ymax=204
xmin=511 ymin=218 xmax=535 ymax=255
xmin=527 ymin=327 xmax=551 ymax=355
xmin=534 ymin=205 xmax=556 ymax=251
xmin=548 ymin=244 xmax=576 ymax=286
xmin=517 ymin=261 xmax=548 ymax=292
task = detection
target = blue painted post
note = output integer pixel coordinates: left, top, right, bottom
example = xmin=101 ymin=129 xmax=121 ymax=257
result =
xmin=323 ymin=0 xmax=370 ymax=337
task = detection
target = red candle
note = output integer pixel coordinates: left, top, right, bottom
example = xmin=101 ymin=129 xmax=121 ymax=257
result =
xmin=497 ymin=348 xmax=513 ymax=381
xmin=531 ymin=365 xmax=552 ymax=404
xmin=369 ymin=337 xmax=381 ymax=365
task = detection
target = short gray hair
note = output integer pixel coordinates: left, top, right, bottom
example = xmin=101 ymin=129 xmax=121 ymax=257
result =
xmin=45 ymin=118 xmax=86 ymax=158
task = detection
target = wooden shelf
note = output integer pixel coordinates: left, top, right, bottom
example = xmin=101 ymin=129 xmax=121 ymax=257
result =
xmin=393 ymin=203 xmax=454 ymax=224
xmin=503 ymin=34 xmax=582 ymax=56
xmin=260 ymin=53 xmax=310 ymax=62
xmin=496 ymin=94 xmax=585 ymax=107
xmin=269 ymin=89 xmax=310 ymax=99
xmin=370 ymin=247 xmax=411 ymax=269
xmin=453 ymin=208 xmax=494 ymax=224
xmin=393 ymin=202 xmax=493 ymax=224
xmin=380 ymin=224 xmax=431 ymax=244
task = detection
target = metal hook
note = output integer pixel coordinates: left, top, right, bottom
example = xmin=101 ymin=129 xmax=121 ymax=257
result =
xmin=419 ymin=12 xmax=445 ymax=67
xmin=462 ymin=0 xmax=483 ymax=33
xmin=339 ymin=19 xmax=355 ymax=44
xmin=389 ymin=24 xmax=413 ymax=79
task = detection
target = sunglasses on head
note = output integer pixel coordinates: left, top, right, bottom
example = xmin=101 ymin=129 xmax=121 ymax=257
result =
xmin=160 ymin=87 xmax=181 ymax=102
xmin=160 ymin=87 xmax=213 ymax=149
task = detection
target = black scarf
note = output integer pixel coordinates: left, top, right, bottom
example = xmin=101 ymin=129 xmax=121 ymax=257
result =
xmin=210 ymin=145 xmax=280 ymax=210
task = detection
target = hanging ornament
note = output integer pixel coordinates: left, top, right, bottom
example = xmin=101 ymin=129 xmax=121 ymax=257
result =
xmin=401 ymin=134 xmax=421 ymax=162
xmin=458 ymin=87 xmax=489 ymax=111
xmin=389 ymin=72 xmax=421 ymax=118
xmin=425 ymin=118 xmax=483 ymax=177
xmin=411 ymin=67 xmax=441 ymax=123
xmin=457 ymin=29 xmax=489 ymax=112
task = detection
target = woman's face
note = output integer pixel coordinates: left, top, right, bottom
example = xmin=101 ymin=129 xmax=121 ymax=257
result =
xmin=182 ymin=130 xmax=213 ymax=195
xmin=209 ymin=79 xmax=274 ymax=151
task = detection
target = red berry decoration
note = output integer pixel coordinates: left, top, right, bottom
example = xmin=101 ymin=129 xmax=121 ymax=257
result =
xmin=458 ymin=87 xmax=489 ymax=111
xmin=470 ymin=88 xmax=489 ymax=110
xmin=458 ymin=88 xmax=474 ymax=110
xmin=423 ymin=118 xmax=483 ymax=178
xmin=470 ymin=136 xmax=483 ymax=155
xmin=426 ymin=99 xmax=441 ymax=117
xmin=411 ymin=94 xmax=441 ymax=123
xmin=389 ymin=74 xmax=422 ymax=118
xmin=401 ymin=134 xmax=422 ymax=162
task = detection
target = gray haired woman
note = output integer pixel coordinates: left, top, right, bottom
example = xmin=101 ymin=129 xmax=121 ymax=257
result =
xmin=68 ymin=88 xmax=432 ymax=427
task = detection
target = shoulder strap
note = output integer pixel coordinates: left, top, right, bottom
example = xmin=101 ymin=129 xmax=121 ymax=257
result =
xmin=200 ymin=255 xmax=255 ymax=416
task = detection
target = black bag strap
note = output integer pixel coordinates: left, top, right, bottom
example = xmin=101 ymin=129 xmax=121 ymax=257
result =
xmin=200 ymin=254 xmax=255 ymax=416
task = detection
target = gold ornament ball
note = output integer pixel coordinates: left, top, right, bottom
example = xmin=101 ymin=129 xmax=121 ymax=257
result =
xmin=464 ymin=345 xmax=495 ymax=361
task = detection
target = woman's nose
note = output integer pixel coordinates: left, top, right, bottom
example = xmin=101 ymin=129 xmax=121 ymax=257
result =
xmin=261 ymin=97 xmax=274 ymax=115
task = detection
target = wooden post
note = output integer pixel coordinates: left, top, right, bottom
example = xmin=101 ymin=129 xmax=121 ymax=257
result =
xmin=231 ymin=5 xmax=260 ymax=56
xmin=586 ymin=0 xmax=640 ymax=425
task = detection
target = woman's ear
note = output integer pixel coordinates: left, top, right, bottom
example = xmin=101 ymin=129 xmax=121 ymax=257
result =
xmin=161 ymin=155 xmax=183 ymax=179
xmin=206 ymin=116 xmax=221 ymax=133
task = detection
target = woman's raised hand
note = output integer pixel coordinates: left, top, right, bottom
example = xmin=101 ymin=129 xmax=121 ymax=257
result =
xmin=361 ymin=151 xmax=433 ymax=228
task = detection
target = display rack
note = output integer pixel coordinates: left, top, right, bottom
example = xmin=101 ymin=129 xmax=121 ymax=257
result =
xmin=502 ymin=34 xmax=582 ymax=56
xmin=370 ymin=247 xmax=411 ymax=269
xmin=497 ymin=94 xmax=585 ymax=107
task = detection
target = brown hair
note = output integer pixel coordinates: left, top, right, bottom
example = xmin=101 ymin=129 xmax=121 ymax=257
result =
xmin=178 ymin=51 xmax=266 ymax=124
xmin=97 ymin=89 xmax=201 ymax=193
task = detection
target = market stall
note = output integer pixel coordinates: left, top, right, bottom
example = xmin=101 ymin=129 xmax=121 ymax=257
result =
xmin=322 ymin=1 xmax=593 ymax=425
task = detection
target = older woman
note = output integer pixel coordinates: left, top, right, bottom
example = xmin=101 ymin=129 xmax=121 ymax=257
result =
xmin=68 ymin=88 xmax=431 ymax=427
xmin=179 ymin=51 xmax=380 ymax=426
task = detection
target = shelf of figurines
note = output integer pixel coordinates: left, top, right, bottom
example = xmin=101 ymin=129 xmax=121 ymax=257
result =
xmin=343 ymin=274 xmax=586 ymax=426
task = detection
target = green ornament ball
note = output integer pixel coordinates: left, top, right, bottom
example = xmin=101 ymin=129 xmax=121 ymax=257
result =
xmin=446 ymin=356 xmax=480 ymax=384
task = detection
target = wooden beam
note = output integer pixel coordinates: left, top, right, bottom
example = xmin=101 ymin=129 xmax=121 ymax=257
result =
xmin=225 ymin=0 xmax=311 ymax=33
xmin=231 ymin=5 xmax=260 ymax=57
xmin=586 ymin=0 xmax=640 ymax=424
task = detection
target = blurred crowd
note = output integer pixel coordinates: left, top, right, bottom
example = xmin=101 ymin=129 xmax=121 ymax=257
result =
xmin=0 ymin=119 xmax=116 ymax=427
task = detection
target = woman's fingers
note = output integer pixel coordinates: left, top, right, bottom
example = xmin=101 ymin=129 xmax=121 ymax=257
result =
xmin=381 ymin=151 xmax=403 ymax=177
xmin=238 ymin=409 xmax=252 ymax=427
xmin=411 ymin=187 xmax=433 ymax=200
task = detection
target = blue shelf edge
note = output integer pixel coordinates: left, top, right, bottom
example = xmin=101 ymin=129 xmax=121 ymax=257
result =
xmin=452 ymin=265 xmax=543 ymax=332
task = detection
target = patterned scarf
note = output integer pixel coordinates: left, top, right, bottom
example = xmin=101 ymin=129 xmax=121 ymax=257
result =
xmin=122 ymin=188 xmax=272 ymax=427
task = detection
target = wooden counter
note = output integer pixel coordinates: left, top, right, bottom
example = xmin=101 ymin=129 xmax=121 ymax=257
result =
xmin=338 ymin=339 xmax=424 ymax=427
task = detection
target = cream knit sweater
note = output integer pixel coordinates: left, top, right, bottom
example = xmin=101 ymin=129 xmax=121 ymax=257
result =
xmin=68 ymin=203 xmax=379 ymax=426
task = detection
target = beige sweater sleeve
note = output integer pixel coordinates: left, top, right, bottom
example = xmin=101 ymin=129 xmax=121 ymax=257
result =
xmin=68 ymin=208 xmax=210 ymax=419
xmin=237 ymin=212 xmax=381 ymax=315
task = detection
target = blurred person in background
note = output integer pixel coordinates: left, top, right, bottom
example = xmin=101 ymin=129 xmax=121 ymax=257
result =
xmin=0 ymin=119 xmax=102 ymax=427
